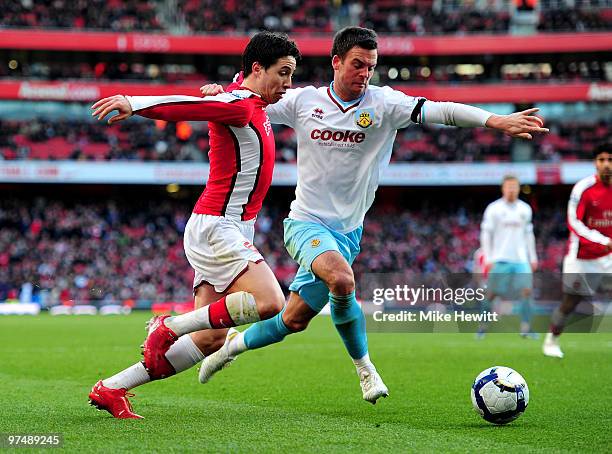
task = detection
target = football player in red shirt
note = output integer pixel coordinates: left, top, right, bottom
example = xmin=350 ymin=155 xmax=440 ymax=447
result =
xmin=543 ymin=144 xmax=612 ymax=358
xmin=88 ymin=32 xmax=301 ymax=418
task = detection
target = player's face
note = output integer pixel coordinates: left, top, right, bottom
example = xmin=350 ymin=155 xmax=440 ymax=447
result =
xmin=595 ymin=152 xmax=611 ymax=184
xmin=332 ymin=46 xmax=377 ymax=101
xmin=258 ymin=56 xmax=297 ymax=104
xmin=501 ymin=179 xmax=520 ymax=202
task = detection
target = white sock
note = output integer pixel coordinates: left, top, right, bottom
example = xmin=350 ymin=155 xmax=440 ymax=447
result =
xmin=227 ymin=331 xmax=248 ymax=356
xmin=353 ymin=353 xmax=374 ymax=373
xmin=165 ymin=334 xmax=205 ymax=373
xmin=165 ymin=291 xmax=260 ymax=336
xmin=165 ymin=306 xmax=211 ymax=336
xmin=102 ymin=362 xmax=150 ymax=390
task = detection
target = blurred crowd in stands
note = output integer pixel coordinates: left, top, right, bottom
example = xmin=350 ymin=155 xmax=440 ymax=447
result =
xmin=538 ymin=6 xmax=612 ymax=32
xmin=0 ymin=196 xmax=567 ymax=305
xmin=0 ymin=61 xmax=205 ymax=84
xmin=0 ymin=0 xmax=610 ymax=34
xmin=0 ymin=118 xmax=209 ymax=161
xmin=0 ymin=117 xmax=608 ymax=162
xmin=1 ymin=0 xmax=161 ymax=32
xmin=1 ymin=58 xmax=609 ymax=86
xmin=0 ymin=1 xmax=607 ymax=311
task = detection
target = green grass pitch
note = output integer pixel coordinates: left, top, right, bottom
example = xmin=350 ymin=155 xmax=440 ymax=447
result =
xmin=1 ymin=313 xmax=611 ymax=453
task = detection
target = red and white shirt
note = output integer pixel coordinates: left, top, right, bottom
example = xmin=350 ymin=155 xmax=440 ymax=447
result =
xmin=566 ymin=174 xmax=612 ymax=260
xmin=126 ymin=90 xmax=274 ymax=221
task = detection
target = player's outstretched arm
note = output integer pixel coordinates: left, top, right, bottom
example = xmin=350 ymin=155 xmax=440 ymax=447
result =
xmin=485 ymin=108 xmax=549 ymax=140
xmin=95 ymin=93 xmax=253 ymax=126
xmin=91 ymin=95 xmax=133 ymax=124
xmin=416 ymin=101 xmax=548 ymax=140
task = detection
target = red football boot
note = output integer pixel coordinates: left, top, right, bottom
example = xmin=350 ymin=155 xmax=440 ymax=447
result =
xmin=88 ymin=380 xmax=143 ymax=419
xmin=143 ymin=315 xmax=178 ymax=380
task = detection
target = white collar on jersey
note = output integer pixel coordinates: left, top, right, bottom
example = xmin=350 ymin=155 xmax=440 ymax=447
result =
xmin=329 ymin=82 xmax=365 ymax=108
xmin=502 ymin=198 xmax=519 ymax=207
xmin=231 ymin=88 xmax=261 ymax=99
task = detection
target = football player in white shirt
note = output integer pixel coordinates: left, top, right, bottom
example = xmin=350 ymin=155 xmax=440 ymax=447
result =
xmin=196 ymin=27 xmax=548 ymax=403
xmin=478 ymin=176 xmax=539 ymax=338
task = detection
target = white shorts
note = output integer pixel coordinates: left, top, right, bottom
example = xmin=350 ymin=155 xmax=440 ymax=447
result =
xmin=562 ymin=254 xmax=612 ymax=296
xmin=183 ymin=213 xmax=264 ymax=293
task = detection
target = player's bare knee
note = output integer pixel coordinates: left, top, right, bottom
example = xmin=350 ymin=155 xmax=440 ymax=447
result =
xmin=256 ymin=290 xmax=285 ymax=319
xmin=283 ymin=316 xmax=310 ymax=333
xmin=326 ymin=269 xmax=355 ymax=295
xmin=521 ymin=288 xmax=532 ymax=298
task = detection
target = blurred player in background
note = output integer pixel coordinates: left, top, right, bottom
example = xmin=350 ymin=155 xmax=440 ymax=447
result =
xmin=478 ymin=175 xmax=539 ymax=338
xmin=87 ymin=31 xmax=301 ymax=418
xmin=196 ymin=27 xmax=548 ymax=403
xmin=543 ymin=144 xmax=612 ymax=358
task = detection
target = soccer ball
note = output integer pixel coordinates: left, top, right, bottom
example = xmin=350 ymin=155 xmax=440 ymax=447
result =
xmin=471 ymin=366 xmax=529 ymax=424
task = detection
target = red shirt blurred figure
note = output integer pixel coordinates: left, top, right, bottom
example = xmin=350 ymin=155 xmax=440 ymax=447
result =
xmin=545 ymin=145 xmax=611 ymax=358
xmin=566 ymin=173 xmax=612 ymax=260
xmin=59 ymin=288 xmax=73 ymax=306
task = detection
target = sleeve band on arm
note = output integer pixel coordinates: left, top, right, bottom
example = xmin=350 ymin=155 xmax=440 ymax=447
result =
xmin=410 ymin=98 xmax=427 ymax=123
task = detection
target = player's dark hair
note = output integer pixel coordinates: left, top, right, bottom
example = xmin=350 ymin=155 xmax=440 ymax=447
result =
xmin=242 ymin=31 xmax=301 ymax=77
xmin=331 ymin=27 xmax=378 ymax=60
xmin=593 ymin=142 xmax=610 ymax=158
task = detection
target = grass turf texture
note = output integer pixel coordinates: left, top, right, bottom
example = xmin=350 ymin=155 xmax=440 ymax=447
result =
xmin=1 ymin=314 xmax=611 ymax=453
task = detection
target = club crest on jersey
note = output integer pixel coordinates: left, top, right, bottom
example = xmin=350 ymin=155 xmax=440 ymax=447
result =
xmin=355 ymin=108 xmax=374 ymax=129
xmin=312 ymin=108 xmax=324 ymax=119
xmin=311 ymin=239 xmax=321 ymax=248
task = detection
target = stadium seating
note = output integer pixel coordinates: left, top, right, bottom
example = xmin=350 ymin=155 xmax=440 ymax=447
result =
xmin=0 ymin=0 xmax=607 ymax=306
xmin=0 ymin=197 xmax=567 ymax=305
xmin=1 ymin=58 xmax=608 ymax=86
xmin=1 ymin=118 xmax=608 ymax=162
xmin=0 ymin=0 xmax=161 ymax=31
xmin=1 ymin=0 xmax=609 ymax=33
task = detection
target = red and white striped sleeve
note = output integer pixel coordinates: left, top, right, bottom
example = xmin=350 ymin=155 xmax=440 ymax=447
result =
xmin=567 ymin=176 xmax=611 ymax=246
xmin=125 ymin=93 xmax=254 ymax=127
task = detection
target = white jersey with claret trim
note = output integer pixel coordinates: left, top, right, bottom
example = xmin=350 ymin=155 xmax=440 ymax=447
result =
xmin=480 ymin=198 xmax=537 ymax=264
xmin=266 ymin=84 xmax=425 ymax=233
